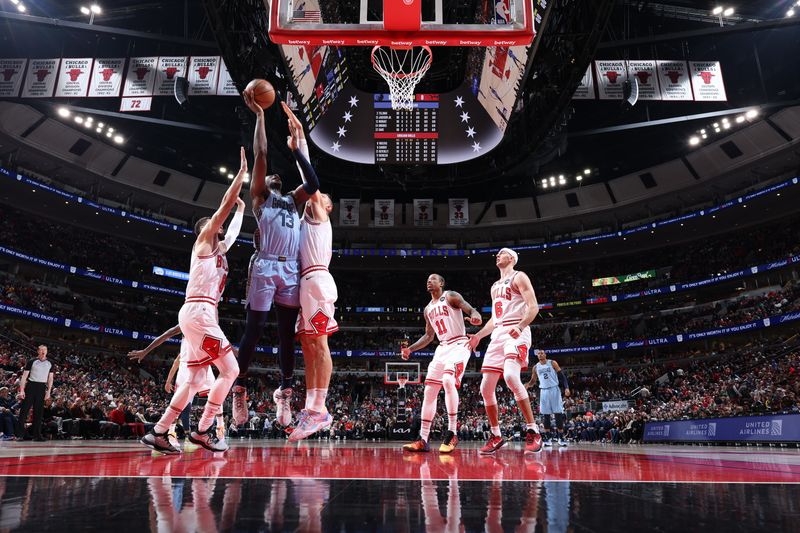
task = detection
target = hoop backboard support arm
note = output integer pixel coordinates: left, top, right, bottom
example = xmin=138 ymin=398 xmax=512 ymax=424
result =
xmin=267 ymin=0 xmax=534 ymax=47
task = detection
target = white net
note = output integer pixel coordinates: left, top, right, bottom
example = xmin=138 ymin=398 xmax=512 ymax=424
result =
xmin=371 ymin=45 xmax=433 ymax=111
xmin=397 ymin=372 xmax=409 ymax=389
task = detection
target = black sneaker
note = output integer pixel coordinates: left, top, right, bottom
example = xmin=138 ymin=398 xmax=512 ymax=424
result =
xmin=189 ymin=427 xmax=229 ymax=453
xmin=141 ymin=430 xmax=181 ymax=455
xmin=439 ymin=431 xmax=459 ymax=454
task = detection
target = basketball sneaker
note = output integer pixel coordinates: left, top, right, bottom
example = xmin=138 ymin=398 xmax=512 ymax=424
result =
xmin=273 ymin=387 xmax=293 ymax=427
xmin=167 ymin=430 xmax=180 ymax=451
xmin=479 ymin=435 xmax=506 ymax=455
xmin=141 ymin=430 xmax=181 ymax=455
xmin=558 ymin=438 xmax=568 ymax=447
xmin=525 ymin=429 xmax=543 ymax=453
xmin=231 ymin=385 xmax=248 ymax=426
xmin=543 ymin=438 xmax=553 ymax=447
xmin=439 ymin=431 xmax=459 ymax=454
xmin=289 ymin=410 xmax=333 ymax=442
xmin=403 ymin=438 xmax=431 ymax=452
xmin=188 ymin=427 xmax=229 ymax=453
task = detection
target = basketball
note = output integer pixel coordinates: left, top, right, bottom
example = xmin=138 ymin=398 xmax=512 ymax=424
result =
xmin=246 ymin=78 xmax=276 ymax=110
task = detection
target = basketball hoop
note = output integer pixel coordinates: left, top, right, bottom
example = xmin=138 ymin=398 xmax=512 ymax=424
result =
xmin=397 ymin=372 xmax=410 ymax=390
xmin=371 ymin=45 xmax=433 ymax=111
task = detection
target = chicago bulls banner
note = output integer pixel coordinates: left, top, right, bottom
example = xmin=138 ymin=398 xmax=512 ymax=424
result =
xmin=188 ymin=56 xmax=221 ymax=96
xmin=55 ymin=58 xmax=93 ymax=97
xmin=689 ymin=61 xmax=727 ymax=101
xmin=216 ymin=61 xmax=239 ymax=96
xmin=123 ymin=57 xmax=158 ymax=97
xmin=88 ymin=58 xmax=125 ymax=97
xmin=339 ymin=199 xmax=360 ymax=226
xmin=374 ymin=199 xmax=395 ymax=227
xmin=448 ymin=198 xmax=469 ymax=226
xmin=572 ymin=65 xmax=595 ymax=99
xmin=21 ymin=58 xmax=60 ymax=98
xmin=155 ymin=57 xmax=188 ymax=96
xmin=413 ymin=199 xmax=433 ymax=227
xmin=657 ymin=60 xmax=692 ymax=101
xmin=626 ymin=60 xmax=661 ymax=100
xmin=0 ymin=58 xmax=27 ymax=97
xmin=594 ymin=60 xmax=627 ymax=100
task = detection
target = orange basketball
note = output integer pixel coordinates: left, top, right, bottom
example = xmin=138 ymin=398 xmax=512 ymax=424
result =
xmin=246 ymin=79 xmax=276 ymax=110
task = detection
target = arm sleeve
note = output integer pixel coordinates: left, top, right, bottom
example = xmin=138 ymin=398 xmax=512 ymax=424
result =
xmin=558 ymin=371 xmax=569 ymax=390
xmin=222 ymin=209 xmax=244 ymax=251
xmin=293 ymin=147 xmax=319 ymax=195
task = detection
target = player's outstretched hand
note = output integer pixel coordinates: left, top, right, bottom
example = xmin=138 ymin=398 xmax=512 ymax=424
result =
xmin=128 ymin=350 xmax=146 ymax=362
xmin=282 ymin=102 xmax=304 ymax=151
xmin=467 ymin=334 xmax=481 ymax=352
xmin=235 ymin=146 xmax=248 ymax=178
xmin=400 ymin=347 xmax=411 ymax=360
xmin=235 ymin=196 xmax=246 ymax=210
xmin=242 ymin=88 xmax=263 ymax=115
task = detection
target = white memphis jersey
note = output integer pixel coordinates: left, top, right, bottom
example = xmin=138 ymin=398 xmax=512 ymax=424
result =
xmin=536 ymin=360 xmax=558 ymax=389
xmin=425 ymin=294 xmax=467 ymax=344
xmin=184 ymin=245 xmax=228 ymax=304
xmin=491 ymin=271 xmax=526 ymax=326
xmin=255 ymin=192 xmax=300 ymax=258
xmin=299 ymin=212 xmax=332 ymax=276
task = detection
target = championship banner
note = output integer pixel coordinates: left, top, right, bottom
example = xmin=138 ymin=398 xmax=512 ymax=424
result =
xmin=339 ymin=199 xmax=360 ymax=226
xmin=374 ymin=199 xmax=395 ymax=227
xmin=413 ymin=199 xmax=433 ymax=227
xmin=88 ymin=58 xmax=125 ymax=97
xmin=122 ymin=57 xmax=158 ymax=97
xmin=0 ymin=58 xmax=27 ymax=97
xmin=689 ymin=61 xmax=727 ymax=102
xmin=54 ymin=58 xmax=93 ymax=97
xmin=572 ymin=65 xmax=595 ymax=99
xmin=187 ymin=56 xmax=221 ymax=96
xmin=626 ymin=60 xmax=661 ymax=100
xmin=594 ymin=60 xmax=627 ymax=100
xmin=448 ymin=198 xmax=469 ymax=226
xmin=657 ymin=60 xmax=692 ymax=101
xmin=154 ymin=56 xmax=188 ymax=96
xmin=21 ymin=58 xmax=60 ymax=98
xmin=216 ymin=61 xmax=239 ymax=96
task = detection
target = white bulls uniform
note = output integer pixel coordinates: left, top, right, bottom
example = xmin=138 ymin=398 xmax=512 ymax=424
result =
xmin=178 ymin=245 xmax=233 ymax=367
xmin=176 ymin=339 xmax=215 ymax=396
xmin=296 ymin=211 xmax=338 ymax=336
xmin=424 ymin=294 xmax=470 ymax=388
xmin=481 ymin=271 xmax=531 ymax=374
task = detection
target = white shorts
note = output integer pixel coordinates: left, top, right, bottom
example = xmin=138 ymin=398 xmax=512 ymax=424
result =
xmin=178 ymin=302 xmax=233 ymax=367
xmin=176 ymin=360 xmax=215 ymax=396
xmin=425 ymin=341 xmax=471 ymax=389
xmin=296 ymin=270 xmax=339 ymax=336
xmin=246 ymin=256 xmax=300 ymax=311
xmin=481 ymin=325 xmax=531 ymax=374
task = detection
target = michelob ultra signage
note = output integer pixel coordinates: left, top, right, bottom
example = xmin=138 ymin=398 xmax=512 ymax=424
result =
xmin=592 ymin=270 xmax=656 ymax=287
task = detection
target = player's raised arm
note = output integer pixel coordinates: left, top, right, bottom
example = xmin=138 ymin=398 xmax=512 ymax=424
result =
xmin=219 ymin=197 xmax=245 ymax=255
xmin=200 ymin=147 xmax=247 ymax=248
xmin=401 ymin=316 xmax=436 ymax=360
xmin=509 ymin=272 xmax=539 ymax=338
xmin=282 ymin=102 xmax=319 ymax=207
xmin=128 ymin=324 xmax=181 ymax=362
xmin=445 ymin=291 xmax=482 ymax=326
xmin=243 ymin=89 xmax=268 ymax=203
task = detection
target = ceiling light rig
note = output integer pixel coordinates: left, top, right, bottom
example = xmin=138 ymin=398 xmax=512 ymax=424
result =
xmin=539 ymin=168 xmax=592 ymax=190
xmin=687 ymin=109 xmax=759 ymax=148
xmin=55 ymin=107 xmax=125 ymax=145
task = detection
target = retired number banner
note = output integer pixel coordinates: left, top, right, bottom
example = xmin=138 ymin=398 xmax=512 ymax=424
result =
xmin=413 ymin=199 xmax=433 ymax=227
xmin=0 ymin=59 xmax=27 ymax=97
xmin=448 ymin=198 xmax=469 ymax=226
xmin=374 ymin=199 xmax=395 ymax=227
xmin=339 ymin=199 xmax=360 ymax=226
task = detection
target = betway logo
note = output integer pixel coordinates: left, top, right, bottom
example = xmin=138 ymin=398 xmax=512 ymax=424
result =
xmin=357 ymin=39 xmax=379 ymax=45
xmin=322 ymin=39 xmax=345 ymax=45
xmin=424 ymin=40 xmax=448 ymax=46
xmin=459 ymin=40 xmax=482 ymax=46
xmin=287 ymin=39 xmax=311 ymax=45
xmin=390 ymin=40 xmax=413 ymax=47
xmin=494 ymin=40 xmax=517 ymax=45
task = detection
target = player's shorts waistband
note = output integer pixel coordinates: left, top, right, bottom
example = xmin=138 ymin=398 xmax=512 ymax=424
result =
xmin=257 ymin=253 xmax=299 ymax=263
xmin=185 ymin=296 xmax=218 ymax=306
xmin=300 ymin=265 xmax=330 ymax=276
xmin=440 ymin=335 xmax=468 ymax=346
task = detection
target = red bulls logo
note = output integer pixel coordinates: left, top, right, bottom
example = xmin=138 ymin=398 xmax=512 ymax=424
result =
xmin=604 ymin=70 xmax=621 ymax=83
xmin=2 ymin=69 xmax=17 ymax=82
xmin=164 ymin=67 xmax=179 ymax=79
xmin=635 ymin=71 xmax=651 ymax=84
xmin=133 ymin=67 xmax=149 ymax=80
xmin=196 ymin=66 xmax=211 ymax=79
xmin=67 ymin=69 xmax=83 ymax=82
xmin=666 ymin=71 xmax=682 ymax=84
xmin=699 ymin=71 xmax=714 ymax=84
xmin=34 ymin=70 xmax=50 ymax=82
xmin=100 ymin=68 xmax=115 ymax=81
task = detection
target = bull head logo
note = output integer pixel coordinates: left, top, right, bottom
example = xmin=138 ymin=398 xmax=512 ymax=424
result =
xmin=67 ymin=69 xmax=83 ymax=82
xmin=134 ymin=67 xmax=149 ymax=80
xmin=635 ymin=71 xmax=651 ymax=84
xmin=666 ymin=71 xmax=682 ymax=84
xmin=100 ymin=68 xmax=115 ymax=81
xmin=1 ymin=69 xmax=17 ymax=82
xmin=196 ymin=66 xmax=211 ymax=80
xmin=604 ymin=70 xmax=620 ymax=83
xmin=164 ymin=67 xmax=179 ymax=79
xmin=699 ymin=71 xmax=714 ymax=84
xmin=34 ymin=70 xmax=50 ymax=82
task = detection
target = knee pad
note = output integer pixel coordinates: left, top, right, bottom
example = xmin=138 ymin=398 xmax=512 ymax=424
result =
xmin=543 ymin=414 xmax=552 ymax=430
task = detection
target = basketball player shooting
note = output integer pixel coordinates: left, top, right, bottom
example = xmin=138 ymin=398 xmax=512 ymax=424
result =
xmin=401 ymin=274 xmax=482 ymax=453
xmin=467 ymin=248 xmax=543 ymax=455
xmin=233 ymin=90 xmax=321 ymax=428
xmin=140 ymin=147 xmax=247 ymax=454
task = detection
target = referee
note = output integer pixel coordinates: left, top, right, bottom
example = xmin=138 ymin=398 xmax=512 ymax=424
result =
xmin=16 ymin=345 xmax=54 ymax=441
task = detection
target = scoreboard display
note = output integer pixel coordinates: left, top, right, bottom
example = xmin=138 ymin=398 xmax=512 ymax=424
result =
xmin=373 ymin=94 xmax=439 ymax=164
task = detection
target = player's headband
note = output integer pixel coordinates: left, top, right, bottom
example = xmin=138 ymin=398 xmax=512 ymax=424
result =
xmin=498 ymin=247 xmax=518 ymax=265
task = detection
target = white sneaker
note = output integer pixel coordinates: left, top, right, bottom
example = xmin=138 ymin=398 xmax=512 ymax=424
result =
xmin=558 ymin=438 xmax=568 ymax=447
xmin=273 ymin=387 xmax=293 ymax=427
xmin=289 ymin=410 xmax=333 ymax=441
xmin=543 ymin=439 xmax=553 ymax=447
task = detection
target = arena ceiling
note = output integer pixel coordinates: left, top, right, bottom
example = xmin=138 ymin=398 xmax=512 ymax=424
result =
xmin=0 ymin=1 xmax=799 ymax=203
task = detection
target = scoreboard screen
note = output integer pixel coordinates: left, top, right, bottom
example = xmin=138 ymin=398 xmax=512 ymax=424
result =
xmin=373 ymin=94 xmax=439 ymax=164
